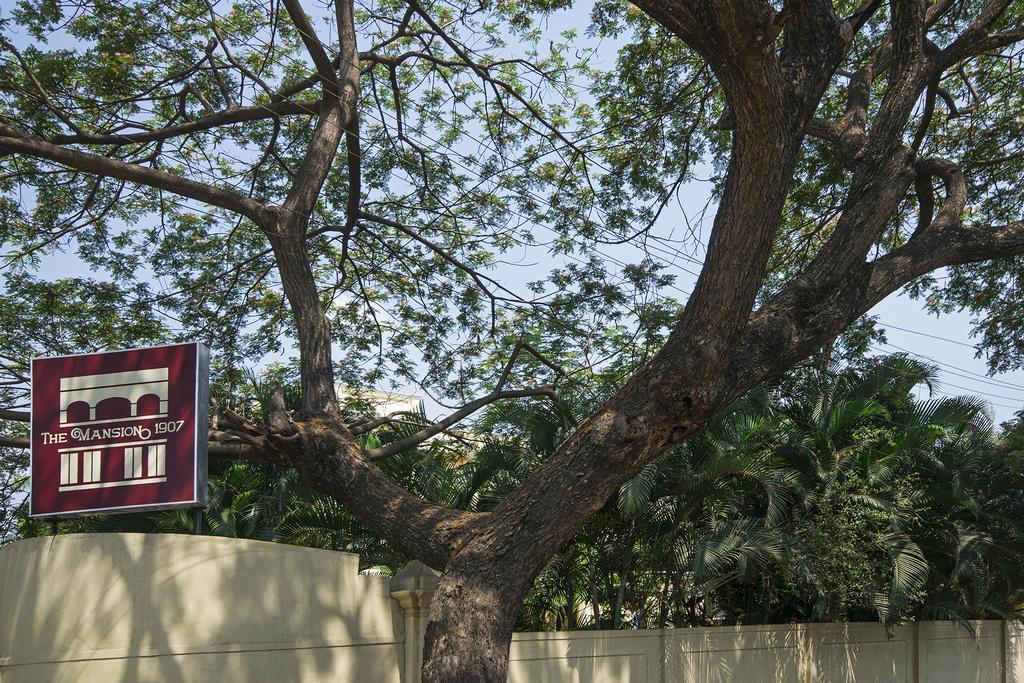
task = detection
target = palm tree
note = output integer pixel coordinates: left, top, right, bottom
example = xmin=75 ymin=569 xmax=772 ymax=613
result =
xmin=676 ymin=355 xmax=1022 ymax=625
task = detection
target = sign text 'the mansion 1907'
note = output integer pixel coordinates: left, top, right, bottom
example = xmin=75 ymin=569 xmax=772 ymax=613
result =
xmin=30 ymin=343 xmax=209 ymax=517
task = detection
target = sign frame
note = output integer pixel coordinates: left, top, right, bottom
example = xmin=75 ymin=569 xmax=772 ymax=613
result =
xmin=29 ymin=342 xmax=209 ymax=519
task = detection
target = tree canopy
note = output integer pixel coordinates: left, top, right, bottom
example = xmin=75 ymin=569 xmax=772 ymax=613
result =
xmin=1 ymin=0 xmax=1023 ymax=680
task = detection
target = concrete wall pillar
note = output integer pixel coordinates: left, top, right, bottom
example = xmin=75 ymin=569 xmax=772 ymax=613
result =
xmin=391 ymin=560 xmax=441 ymax=683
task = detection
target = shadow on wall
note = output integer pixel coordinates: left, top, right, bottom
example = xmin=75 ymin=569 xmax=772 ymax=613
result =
xmin=665 ymin=623 xmax=804 ymax=683
xmin=508 ymin=619 xmax=1009 ymax=682
xmin=505 ymin=623 xmax=803 ymax=683
xmin=509 ymin=629 xmax=662 ymax=682
xmin=0 ymin=533 xmax=404 ymax=683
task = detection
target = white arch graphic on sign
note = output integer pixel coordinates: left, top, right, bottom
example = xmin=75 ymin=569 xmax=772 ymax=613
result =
xmin=59 ymin=368 xmax=169 ymax=426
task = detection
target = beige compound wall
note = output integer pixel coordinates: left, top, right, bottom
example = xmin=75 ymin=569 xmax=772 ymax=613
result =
xmin=508 ymin=621 xmax=1015 ymax=683
xmin=0 ymin=533 xmax=403 ymax=683
xmin=0 ymin=533 xmax=1019 ymax=682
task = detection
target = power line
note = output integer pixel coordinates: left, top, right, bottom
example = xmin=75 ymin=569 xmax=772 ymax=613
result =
xmin=877 ymin=320 xmax=979 ymax=349
xmin=934 ymin=380 xmax=1023 ymax=404
xmin=868 ymin=344 xmax=1024 ymax=408
xmin=877 ymin=341 xmax=1024 ymax=392
xmin=928 ymin=388 xmax=1020 ymax=413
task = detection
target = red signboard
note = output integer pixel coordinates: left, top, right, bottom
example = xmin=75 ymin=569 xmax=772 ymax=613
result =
xmin=30 ymin=343 xmax=209 ymax=518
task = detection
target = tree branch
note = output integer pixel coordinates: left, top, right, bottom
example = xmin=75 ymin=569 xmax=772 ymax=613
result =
xmin=337 ymin=0 xmax=361 ymax=230
xmin=913 ymin=172 xmax=935 ymax=235
xmin=0 ymin=124 xmax=271 ymax=224
xmin=843 ymin=0 xmax=885 ymax=35
xmin=270 ymin=1 xmax=360 ymax=417
xmin=349 ymin=410 xmax=424 ymax=436
xmin=365 ymin=387 xmax=559 ymax=460
xmin=279 ymin=0 xmax=359 ymax=223
xmin=49 ymin=100 xmax=320 ymax=146
xmin=940 ymin=0 xmax=1020 ymax=67
xmin=914 ymin=156 xmax=966 ymax=231
xmin=406 ymin=0 xmax=589 ymax=159
xmin=281 ymin=0 xmax=339 ymax=98
xmin=0 ymin=36 xmax=84 ymax=135
xmin=868 ymin=221 xmax=1024 ymax=303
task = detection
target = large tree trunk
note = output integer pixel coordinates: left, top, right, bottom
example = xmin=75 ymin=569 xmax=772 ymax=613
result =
xmin=421 ymin=548 xmax=536 ymax=682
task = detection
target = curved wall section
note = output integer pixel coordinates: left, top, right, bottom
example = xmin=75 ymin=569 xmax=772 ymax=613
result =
xmin=0 ymin=533 xmax=403 ymax=683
